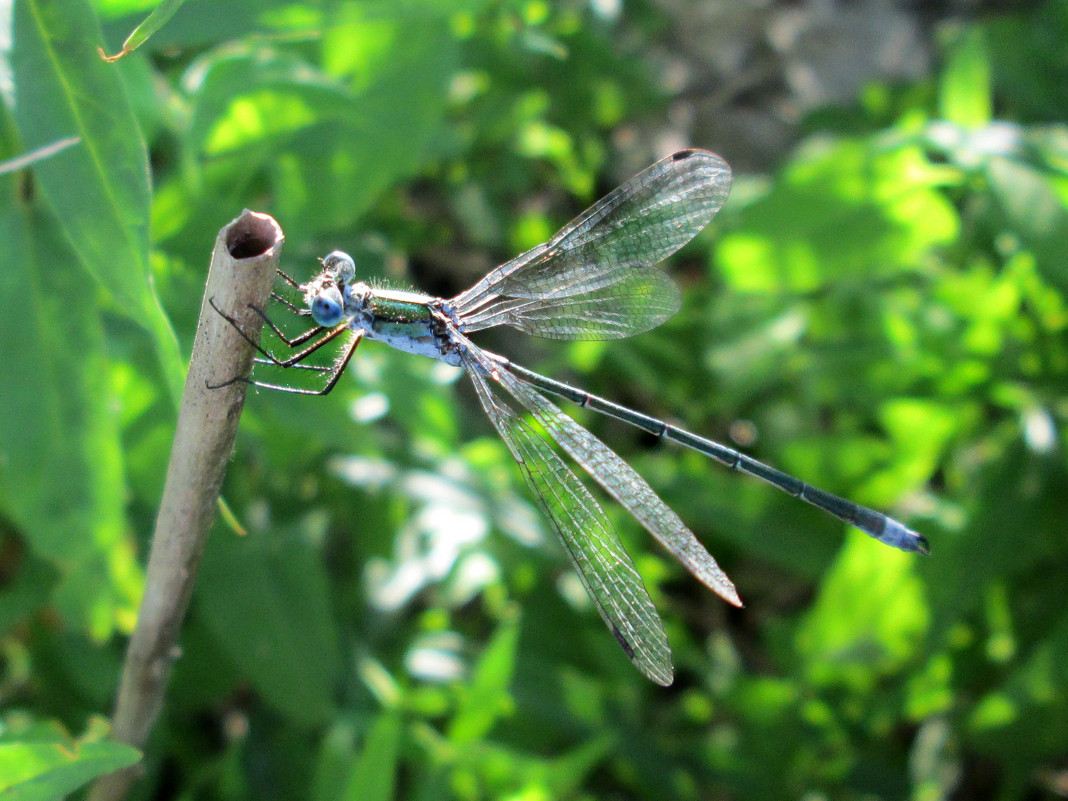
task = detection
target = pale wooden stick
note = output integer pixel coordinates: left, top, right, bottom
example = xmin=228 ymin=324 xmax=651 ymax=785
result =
xmin=89 ymin=211 xmax=284 ymax=801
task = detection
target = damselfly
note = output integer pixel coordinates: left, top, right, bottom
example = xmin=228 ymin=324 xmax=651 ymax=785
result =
xmin=213 ymin=149 xmax=928 ymax=684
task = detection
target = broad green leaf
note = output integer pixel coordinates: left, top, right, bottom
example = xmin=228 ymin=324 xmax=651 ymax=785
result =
xmin=868 ymin=398 xmax=958 ymax=502
xmin=446 ymin=735 xmax=615 ymax=799
xmin=939 ymin=27 xmax=992 ymax=128
xmin=0 ymin=740 xmax=140 ymax=800
xmin=0 ymin=137 xmax=80 ymax=177
xmin=96 ymin=0 xmax=490 ymax=55
xmin=183 ymin=15 xmax=455 ymax=235
xmin=313 ymin=14 xmax=456 ymax=228
xmin=0 ymin=203 xmax=142 ymax=640
xmin=339 ymin=713 xmax=403 ymax=801
xmin=186 ymin=51 xmax=350 ymax=152
xmin=11 ymin=0 xmax=184 ymax=404
xmin=533 ymin=735 xmax=615 ymax=797
xmin=95 ymin=0 xmax=160 ymax=13
xmin=196 ymin=525 xmax=342 ymax=725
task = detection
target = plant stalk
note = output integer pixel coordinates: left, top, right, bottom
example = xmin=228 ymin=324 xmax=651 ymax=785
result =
xmin=88 ymin=211 xmax=284 ymax=801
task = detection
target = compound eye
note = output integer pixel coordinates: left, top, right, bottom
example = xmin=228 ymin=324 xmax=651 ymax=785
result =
xmin=322 ymin=250 xmax=356 ymax=284
xmin=310 ymin=286 xmax=345 ymax=327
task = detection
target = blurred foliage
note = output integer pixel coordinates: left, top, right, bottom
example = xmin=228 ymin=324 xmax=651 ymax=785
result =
xmin=1 ymin=0 xmax=1067 ymax=799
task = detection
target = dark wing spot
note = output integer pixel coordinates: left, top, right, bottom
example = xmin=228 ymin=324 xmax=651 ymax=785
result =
xmin=611 ymin=625 xmax=636 ymax=659
xmin=673 ymin=149 xmax=697 ymax=161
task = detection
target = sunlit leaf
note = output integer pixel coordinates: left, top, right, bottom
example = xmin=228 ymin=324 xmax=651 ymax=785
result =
xmin=795 ymin=536 xmax=928 ymax=691
xmin=939 ymin=27 xmax=992 ymax=128
xmin=0 ymin=740 xmax=140 ymax=800
xmin=0 ymin=205 xmax=142 ymax=639
xmin=447 ymin=613 xmax=519 ymax=745
xmin=185 ymin=17 xmax=455 ymax=235
xmin=717 ymin=138 xmax=958 ymax=291
xmin=11 ymin=0 xmax=184 ymax=403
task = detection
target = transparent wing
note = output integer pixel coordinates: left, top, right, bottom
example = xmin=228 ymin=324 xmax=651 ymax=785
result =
xmin=451 ymin=149 xmax=731 ymax=339
xmin=485 ymin=353 xmax=741 ymax=607
xmin=462 ymin=351 xmax=673 ymax=685
xmin=459 ymin=268 xmax=681 ymax=340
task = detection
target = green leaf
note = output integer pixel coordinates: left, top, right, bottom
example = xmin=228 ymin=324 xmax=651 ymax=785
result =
xmin=447 ymin=613 xmax=519 ymax=745
xmin=339 ymin=713 xmax=403 ymax=801
xmin=939 ymin=27 xmax=992 ymax=128
xmin=11 ymin=0 xmax=184 ymax=404
xmin=0 ymin=740 xmax=140 ymax=801
xmin=310 ymin=723 xmax=358 ymax=801
xmin=196 ymin=526 xmax=342 ymax=725
xmin=184 ymin=14 xmax=456 ymax=235
xmin=716 ymin=138 xmax=959 ymax=292
xmin=0 ymin=205 xmax=142 ymax=640
xmin=98 ymin=0 xmax=188 ymax=61
xmin=987 ymin=155 xmax=1068 ymax=292
xmin=795 ymin=536 xmax=928 ymax=691
xmin=968 ymin=611 xmax=1068 ymax=759
xmin=446 ymin=736 xmax=616 ymax=799
xmin=926 ymin=438 xmax=1068 ymax=628
xmin=315 ymin=15 xmax=456 ymax=227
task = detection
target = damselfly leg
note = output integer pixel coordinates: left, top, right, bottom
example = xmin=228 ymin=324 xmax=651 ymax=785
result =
xmin=268 ymin=268 xmax=314 ymax=319
xmin=208 ymin=272 xmax=364 ymax=396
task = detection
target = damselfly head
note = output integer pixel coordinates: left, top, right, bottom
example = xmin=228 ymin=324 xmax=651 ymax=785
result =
xmin=300 ymin=251 xmax=359 ymax=327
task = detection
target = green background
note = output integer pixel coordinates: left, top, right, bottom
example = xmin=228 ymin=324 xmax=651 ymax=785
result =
xmin=1 ymin=0 xmax=1067 ymax=799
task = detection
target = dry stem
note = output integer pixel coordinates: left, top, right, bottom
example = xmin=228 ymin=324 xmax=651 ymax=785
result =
xmin=88 ymin=211 xmax=283 ymax=801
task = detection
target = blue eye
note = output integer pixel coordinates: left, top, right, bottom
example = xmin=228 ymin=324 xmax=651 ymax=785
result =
xmin=310 ymin=287 xmax=345 ymax=327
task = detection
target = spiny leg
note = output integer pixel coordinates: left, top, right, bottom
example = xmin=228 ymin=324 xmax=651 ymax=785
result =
xmin=276 ymin=268 xmax=303 ymax=290
xmin=267 ymin=324 xmax=351 ymax=367
xmin=238 ymin=330 xmax=365 ymax=396
xmin=271 ymin=269 xmax=311 ymax=312
xmin=270 ymin=291 xmax=311 ymax=317
xmin=247 ymin=302 xmax=322 ymax=347
xmin=209 ymin=296 xmax=346 ymax=368
xmin=252 ymin=358 xmax=332 ymax=372
xmin=267 ymin=268 xmax=314 ymax=318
